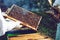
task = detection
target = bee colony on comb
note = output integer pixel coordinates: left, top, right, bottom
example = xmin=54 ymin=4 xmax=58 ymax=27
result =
xmin=6 ymin=4 xmax=42 ymax=31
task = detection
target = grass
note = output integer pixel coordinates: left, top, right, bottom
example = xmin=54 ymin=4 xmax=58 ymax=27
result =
xmin=38 ymin=24 xmax=56 ymax=39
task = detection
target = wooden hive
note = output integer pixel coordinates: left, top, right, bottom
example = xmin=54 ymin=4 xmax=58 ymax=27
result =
xmin=9 ymin=33 xmax=53 ymax=40
xmin=6 ymin=4 xmax=42 ymax=31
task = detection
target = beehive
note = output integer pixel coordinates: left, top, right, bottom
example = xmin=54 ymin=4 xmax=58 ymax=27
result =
xmin=9 ymin=33 xmax=53 ymax=40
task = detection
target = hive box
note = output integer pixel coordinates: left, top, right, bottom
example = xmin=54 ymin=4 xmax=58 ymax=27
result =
xmin=6 ymin=4 xmax=42 ymax=31
xmin=9 ymin=33 xmax=53 ymax=40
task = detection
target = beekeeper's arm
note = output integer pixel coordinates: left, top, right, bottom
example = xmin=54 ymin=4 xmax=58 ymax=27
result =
xmin=0 ymin=9 xmax=22 ymax=36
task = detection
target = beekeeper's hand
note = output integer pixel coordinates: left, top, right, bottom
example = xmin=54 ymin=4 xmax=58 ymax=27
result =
xmin=0 ymin=9 xmax=22 ymax=36
xmin=5 ymin=19 xmax=22 ymax=31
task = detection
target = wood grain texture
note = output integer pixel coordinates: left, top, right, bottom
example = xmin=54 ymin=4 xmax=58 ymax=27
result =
xmin=9 ymin=33 xmax=53 ymax=40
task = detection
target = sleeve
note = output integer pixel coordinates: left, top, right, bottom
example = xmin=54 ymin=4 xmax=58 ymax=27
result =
xmin=0 ymin=9 xmax=22 ymax=36
xmin=53 ymin=0 xmax=60 ymax=6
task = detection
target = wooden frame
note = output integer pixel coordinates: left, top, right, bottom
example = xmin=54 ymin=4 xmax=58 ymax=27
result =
xmin=5 ymin=4 xmax=42 ymax=31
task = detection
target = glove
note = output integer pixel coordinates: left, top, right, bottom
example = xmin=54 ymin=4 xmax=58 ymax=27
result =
xmin=0 ymin=9 xmax=22 ymax=36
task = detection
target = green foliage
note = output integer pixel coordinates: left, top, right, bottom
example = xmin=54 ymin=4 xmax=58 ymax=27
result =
xmin=38 ymin=24 xmax=56 ymax=39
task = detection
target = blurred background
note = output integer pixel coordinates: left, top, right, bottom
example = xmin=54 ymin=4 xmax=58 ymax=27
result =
xmin=0 ymin=0 xmax=56 ymax=39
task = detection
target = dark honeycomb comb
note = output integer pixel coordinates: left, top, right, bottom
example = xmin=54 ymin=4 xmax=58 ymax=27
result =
xmin=6 ymin=4 xmax=42 ymax=31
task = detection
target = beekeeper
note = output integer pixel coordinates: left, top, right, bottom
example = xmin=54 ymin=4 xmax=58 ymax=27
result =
xmin=53 ymin=0 xmax=60 ymax=40
xmin=0 ymin=9 xmax=22 ymax=40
